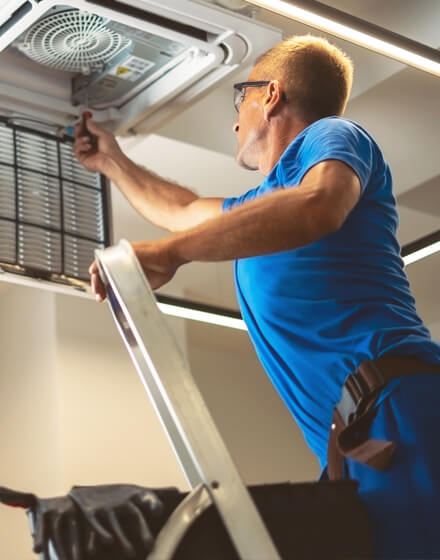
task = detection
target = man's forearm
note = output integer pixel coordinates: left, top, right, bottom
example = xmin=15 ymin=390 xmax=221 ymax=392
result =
xmin=163 ymin=159 xmax=361 ymax=267
xmin=108 ymin=155 xmax=202 ymax=232
xmin=167 ymin=185 xmax=337 ymax=267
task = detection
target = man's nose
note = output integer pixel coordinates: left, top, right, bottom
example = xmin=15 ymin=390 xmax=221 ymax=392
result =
xmin=232 ymin=122 xmax=239 ymax=134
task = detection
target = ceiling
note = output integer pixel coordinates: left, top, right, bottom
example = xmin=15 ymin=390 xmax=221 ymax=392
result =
xmin=115 ymin=0 xmax=440 ymax=337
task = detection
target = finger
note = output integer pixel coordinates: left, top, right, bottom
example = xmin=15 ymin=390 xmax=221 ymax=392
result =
xmin=74 ymin=145 xmax=94 ymax=161
xmin=127 ymin=502 xmax=154 ymax=550
xmin=76 ymin=144 xmax=93 ymax=157
xmin=96 ymin=276 xmax=107 ymax=302
xmin=91 ymin=273 xmax=106 ymax=302
xmin=107 ymin=509 xmax=136 ymax=557
xmin=75 ymin=141 xmax=93 ymax=155
xmin=88 ymin=260 xmax=98 ymax=275
xmin=86 ymin=119 xmax=104 ymax=136
xmin=75 ymin=136 xmax=93 ymax=148
xmin=90 ymin=272 xmax=101 ymax=295
xmin=74 ymin=121 xmax=97 ymax=139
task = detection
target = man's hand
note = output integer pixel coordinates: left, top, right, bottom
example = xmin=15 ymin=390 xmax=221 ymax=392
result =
xmin=89 ymin=239 xmax=185 ymax=302
xmin=131 ymin=239 xmax=184 ymax=291
xmin=89 ymin=260 xmax=107 ymax=302
xmin=74 ymin=119 xmax=128 ymax=177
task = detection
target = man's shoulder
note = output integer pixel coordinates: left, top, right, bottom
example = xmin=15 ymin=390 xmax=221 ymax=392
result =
xmin=276 ymin=116 xmax=384 ymax=190
xmin=305 ymin=116 xmax=368 ymax=137
xmin=297 ymin=116 xmax=379 ymax=159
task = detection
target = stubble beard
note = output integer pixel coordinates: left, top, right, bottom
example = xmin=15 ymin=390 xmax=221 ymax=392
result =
xmin=236 ymin=130 xmax=260 ymax=171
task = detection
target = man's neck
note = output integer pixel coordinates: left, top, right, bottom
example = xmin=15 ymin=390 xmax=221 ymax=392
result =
xmin=259 ymin=115 xmax=309 ymax=175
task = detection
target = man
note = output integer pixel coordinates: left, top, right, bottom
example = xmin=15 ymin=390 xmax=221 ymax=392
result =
xmin=75 ymin=35 xmax=440 ymax=558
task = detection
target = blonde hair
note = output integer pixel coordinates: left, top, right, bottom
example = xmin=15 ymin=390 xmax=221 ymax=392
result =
xmin=255 ymin=35 xmax=353 ymax=123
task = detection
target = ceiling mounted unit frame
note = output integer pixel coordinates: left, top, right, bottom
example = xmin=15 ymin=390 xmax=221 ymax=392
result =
xmin=0 ymin=0 xmax=280 ymax=295
xmin=0 ymin=0 xmax=282 ymax=135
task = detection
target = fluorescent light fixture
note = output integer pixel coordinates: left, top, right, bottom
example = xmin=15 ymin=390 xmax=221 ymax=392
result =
xmin=402 ymin=230 xmax=440 ymax=266
xmin=156 ymin=294 xmax=247 ymax=331
xmin=245 ymin=0 xmax=440 ymax=77
xmin=158 ymin=302 xmax=247 ymax=330
xmin=403 ymin=242 xmax=440 ymax=266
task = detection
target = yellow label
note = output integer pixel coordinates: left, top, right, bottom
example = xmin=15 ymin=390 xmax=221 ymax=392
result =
xmin=116 ymin=66 xmax=131 ymax=76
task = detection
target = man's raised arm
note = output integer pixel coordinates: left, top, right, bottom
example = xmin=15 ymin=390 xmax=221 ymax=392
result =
xmin=74 ymin=119 xmax=224 ymax=232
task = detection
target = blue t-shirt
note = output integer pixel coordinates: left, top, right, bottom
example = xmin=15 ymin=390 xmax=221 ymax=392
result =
xmin=223 ymin=117 xmax=440 ymax=468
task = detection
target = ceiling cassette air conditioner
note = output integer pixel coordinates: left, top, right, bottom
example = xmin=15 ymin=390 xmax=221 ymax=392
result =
xmin=0 ymin=0 xmax=280 ymax=297
xmin=0 ymin=0 xmax=282 ymax=134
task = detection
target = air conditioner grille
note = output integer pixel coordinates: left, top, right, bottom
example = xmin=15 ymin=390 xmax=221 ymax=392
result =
xmin=63 ymin=182 xmax=104 ymax=240
xmin=19 ymin=9 xmax=132 ymax=73
xmin=0 ymin=126 xmax=14 ymax=164
xmin=0 ymin=219 xmax=15 ymax=264
xmin=16 ymin=131 xmax=59 ymax=174
xmin=18 ymin=223 xmax=62 ymax=273
xmin=17 ymin=169 xmax=61 ymax=229
xmin=0 ymin=164 xmax=15 ymax=219
xmin=64 ymin=235 xmax=103 ymax=279
xmin=0 ymin=120 xmax=109 ymax=283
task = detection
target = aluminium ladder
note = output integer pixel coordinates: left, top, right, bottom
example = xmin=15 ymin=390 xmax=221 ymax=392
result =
xmin=93 ymin=239 xmax=281 ymax=560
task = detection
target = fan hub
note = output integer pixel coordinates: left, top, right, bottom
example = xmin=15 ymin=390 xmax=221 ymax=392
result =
xmin=65 ymin=34 xmax=98 ymax=49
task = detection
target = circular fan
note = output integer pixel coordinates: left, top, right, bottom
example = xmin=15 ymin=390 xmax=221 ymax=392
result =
xmin=18 ymin=9 xmax=132 ymax=74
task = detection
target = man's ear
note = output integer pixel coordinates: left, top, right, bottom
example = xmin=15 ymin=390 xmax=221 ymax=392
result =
xmin=262 ymin=80 xmax=283 ymax=121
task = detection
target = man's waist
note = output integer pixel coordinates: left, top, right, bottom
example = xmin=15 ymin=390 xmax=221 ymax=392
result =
xmin=328 ymin=355 xmax=440 ymax=479
xmin=337 ymin=354 xmax=440 ymax=425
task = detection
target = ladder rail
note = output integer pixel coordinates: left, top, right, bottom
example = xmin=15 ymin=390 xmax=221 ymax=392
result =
xmin=95 ymin=240 xmax=282 ymax=560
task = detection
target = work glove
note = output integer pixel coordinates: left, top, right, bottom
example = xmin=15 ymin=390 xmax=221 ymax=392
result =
xmin=68 ymin=484 xmax=165 ymax=558
xmin=0 ymin=486 xmax=85 ymax=560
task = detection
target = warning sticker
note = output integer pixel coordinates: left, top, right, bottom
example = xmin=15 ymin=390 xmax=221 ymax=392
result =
xmin=110 ymin=56 xmax=155 ymax=82
xmin=116 ymin=67 xmax=131 ymax=77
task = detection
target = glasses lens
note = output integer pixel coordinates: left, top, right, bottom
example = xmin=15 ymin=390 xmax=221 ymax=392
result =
xmin=234 ymin=86 xmax=244 ymax=112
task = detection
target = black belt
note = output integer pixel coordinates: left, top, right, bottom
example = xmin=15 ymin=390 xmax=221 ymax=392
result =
xmin=327 ymin=355 xmax=440 ymax=480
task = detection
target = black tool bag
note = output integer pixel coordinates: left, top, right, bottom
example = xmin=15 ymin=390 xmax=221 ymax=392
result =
xmin=91 ymin=480 xmax=372 ymax=560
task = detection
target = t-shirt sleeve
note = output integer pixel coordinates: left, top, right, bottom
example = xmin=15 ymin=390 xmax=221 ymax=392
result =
xmin=222 ymin=186 xmax=261 ymax=212
xmin=278 ymin=118 xmax=375 ymax=194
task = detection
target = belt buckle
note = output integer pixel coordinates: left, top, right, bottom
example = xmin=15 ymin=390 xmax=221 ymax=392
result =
xmin=336 ymin=384 xmax=359 ymax=425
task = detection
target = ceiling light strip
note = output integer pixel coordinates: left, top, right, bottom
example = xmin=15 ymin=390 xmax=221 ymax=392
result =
xmin=401 ymin=230 xmax=440 ymax=266
xmin=245 ymin=0 xmax=440 ymax=77
xmin=402 ymin=242 xmax=440 ymax=266
xmin=156 ymin=293 xmax=247 ymax=330
xmin=158 ymin=302 xmax=248 ymax=330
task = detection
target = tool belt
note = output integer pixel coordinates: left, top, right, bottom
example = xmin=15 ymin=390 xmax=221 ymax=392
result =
xmin=327 ymin=355 xmax=440 ymax=480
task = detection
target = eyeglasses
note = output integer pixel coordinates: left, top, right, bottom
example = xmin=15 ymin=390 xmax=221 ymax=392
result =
xmin=233 ymin=81 xmax=270 ymax=112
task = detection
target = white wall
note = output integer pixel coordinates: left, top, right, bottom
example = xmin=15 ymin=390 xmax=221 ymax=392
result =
xmin=0 ymin=278 xmax=318 ymax=559
xmin=0 ymin=284 xmax=61 ymax=559
xmin=0 ymin=284 xmax=190 ymax=559
xmin=185 ymin=319 xmax=319 ymax=484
